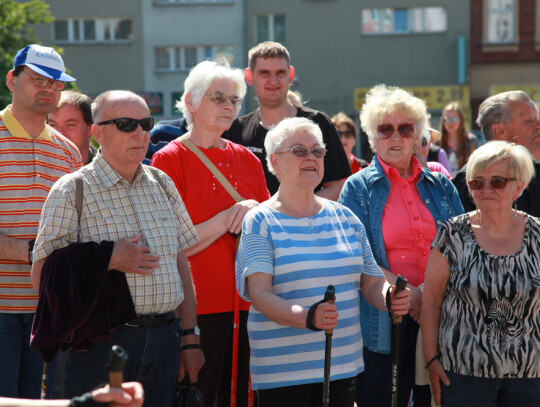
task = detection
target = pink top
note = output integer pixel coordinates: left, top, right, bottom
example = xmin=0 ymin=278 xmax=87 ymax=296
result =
xmin=379 ymin=156 xmax=437 ymax=287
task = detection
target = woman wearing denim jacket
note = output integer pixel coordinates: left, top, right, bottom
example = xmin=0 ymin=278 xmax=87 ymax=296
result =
xmin=338 ymin=85 xmax=464 ymax=407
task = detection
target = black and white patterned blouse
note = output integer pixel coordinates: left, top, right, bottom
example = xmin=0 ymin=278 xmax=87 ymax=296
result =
xmin=432 ymin=213 xmax=540 ymax=378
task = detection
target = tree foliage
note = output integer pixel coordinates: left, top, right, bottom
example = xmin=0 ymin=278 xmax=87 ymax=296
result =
xmin=0 ymin=0 xmax=53 ymax=106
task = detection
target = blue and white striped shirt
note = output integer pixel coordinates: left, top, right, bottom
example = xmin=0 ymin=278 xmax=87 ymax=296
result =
xmin=236 ymin=200 xmax=383 ymax=390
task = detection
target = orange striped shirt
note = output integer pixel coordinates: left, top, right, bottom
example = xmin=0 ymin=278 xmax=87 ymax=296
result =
xmin=0 ymin=105 xmax=82 ymax=313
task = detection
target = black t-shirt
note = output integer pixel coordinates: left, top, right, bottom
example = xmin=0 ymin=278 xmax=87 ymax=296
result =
xmin=222 ymin=106 xmax=352 ymax=195
xmin=453 ymin=161 xmax=540 ymax=216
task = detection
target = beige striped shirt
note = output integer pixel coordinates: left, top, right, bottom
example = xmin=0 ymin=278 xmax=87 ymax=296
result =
xmin=34 ymin=152 xmax=198 ymax=314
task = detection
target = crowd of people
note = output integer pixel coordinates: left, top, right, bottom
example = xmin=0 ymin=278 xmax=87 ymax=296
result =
xmin=0 ymin=40 xmax=539 ymax=407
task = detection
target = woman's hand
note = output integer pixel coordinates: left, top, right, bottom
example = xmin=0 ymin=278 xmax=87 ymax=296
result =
xmin=427 ymin=359 xmax=450 ymax=405
xmin=389 ymin=286 xmax=411 ymax=316
xmin=91 ymin=382 xmax=145 ymax=406
xmin=311 ymin=302 xmax=339 ymax=330
xmin=225 ymin=199 xmax=259 ymax=234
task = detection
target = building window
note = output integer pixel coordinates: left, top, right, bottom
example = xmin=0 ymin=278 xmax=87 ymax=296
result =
xmin=485 ymin=0 xmax=515 ymax=44
xmin=256 ymin=14 xmax=286 ymax=44
xmin=362 ymin=7 xmax=447 ymax=35
xmin=53 ymin=18 xmax=132 ymax=43
xmin=154 ymin=45 xmax=235 ymax=71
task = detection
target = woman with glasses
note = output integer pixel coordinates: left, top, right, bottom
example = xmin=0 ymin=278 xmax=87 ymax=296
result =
xmin=235 ymin=117 xmax=410 ymax=407
xmin=331 ymin=112 xmax=369 ymax=173
xmin=439 ymin=102 xmax=478 ymax=176
xmin=422 ymin=141 xmax=540 ymax=407
xmin=151 ymin=60 xmax=270 ymax=407
xmin=338 ymin=84 xmax=464 ymax=407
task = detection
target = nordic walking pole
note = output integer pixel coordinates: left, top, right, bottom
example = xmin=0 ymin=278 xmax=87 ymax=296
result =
xmin=391 ymin=275 xmax=408 ymax=407
xmin=231 ymin=291 xmax=240 ymax=407
xmin=322 ymin=285 xmax=336 ymax=407
xmin=108 ymin=345 xmax=128 ymax=390
xmin=40 ymin=363 xmax=47 ymax=399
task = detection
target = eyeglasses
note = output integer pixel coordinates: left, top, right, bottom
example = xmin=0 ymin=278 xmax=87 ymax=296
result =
xmin=276 ymin=146 xmax=327 ymax=158
xmin=338 ymin=129 xmax=355 ymax=139
xmin=205 ymin=92 xmax=242 ymax=106
xmin=376 ymin=123 xmax=415 ymax=139
xmin=443 ymin=116 xmax=460 ymax=123
xmin=22 ymin=70 xmax=65 ymax=91
xmin=468 ymin=177 xmax=517 ymax=190
xmin=97 ymin=117 xmax=154 ymax=132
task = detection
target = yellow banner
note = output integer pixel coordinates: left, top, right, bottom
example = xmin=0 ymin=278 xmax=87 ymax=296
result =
xmin=490 ymin=84 xmax=540 ymax=101
xmin=354 ymin=85 xmax=470 ymax=111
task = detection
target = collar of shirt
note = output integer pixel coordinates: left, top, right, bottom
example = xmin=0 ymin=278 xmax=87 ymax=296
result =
xmin=92 ymin=150 xmax=146 ymax=188
xmin=0 ymin=105 xmax=53 ymax=142
xmin=377 ymin=155 xmax=423 ymax=183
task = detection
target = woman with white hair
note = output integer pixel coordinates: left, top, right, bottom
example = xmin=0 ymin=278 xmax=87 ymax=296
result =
xmin=422 ymin=141 xmax=540 ymax=407
xmin=338 ymin=84 xmax=464 ymax=407
xmin=235 ymin=117 xmax=411 ymax=406
xmin=151 ymin=60 xmax=270 ymax=407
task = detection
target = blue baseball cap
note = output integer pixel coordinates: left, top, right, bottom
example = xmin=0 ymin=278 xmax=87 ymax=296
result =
xmin=13 ymin=44 xmax=76 ymax=82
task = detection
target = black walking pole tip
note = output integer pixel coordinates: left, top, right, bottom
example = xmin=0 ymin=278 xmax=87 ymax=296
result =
xmin=395 ymin=275 xmax=408 ymax=294
xmin=108 ymin=345 xmax=128 ymax=373
xmin=324 ymin=285 xmax=336 ymax=303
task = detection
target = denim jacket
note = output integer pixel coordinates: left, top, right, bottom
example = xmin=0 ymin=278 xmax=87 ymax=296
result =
xmin=338 ymin=156 xmax=464 ymax=354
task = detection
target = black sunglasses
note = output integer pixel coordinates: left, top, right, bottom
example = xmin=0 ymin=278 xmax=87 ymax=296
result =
xmin=276 ymin=146 xmax=327 ymax=158
xmin=97 ymin=117 xmax=154 ymax=132
xmin=377 ymin=123 xmax=416 ymax=139
xmin=468 ymin=177 xmax=517 ymax=190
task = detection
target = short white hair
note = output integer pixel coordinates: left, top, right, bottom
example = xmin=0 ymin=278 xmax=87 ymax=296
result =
xmin=264 ymin=117 xmax=324 ymax=175
xmin=176 ymin=60 xmax=247 ymax=130
xmin=360 ymin=84 xmax=428 ymax=153
xmin=466 ymin=140 xmax=534 ymax=195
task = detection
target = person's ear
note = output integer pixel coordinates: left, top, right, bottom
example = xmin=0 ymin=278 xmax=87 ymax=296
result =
xmin=270 ymin=153 xmax=281 ymax=177
xmin=6 ymin=70 xmax=15 ymax=92
xmin=288 ymin=66 xmax=295 ymax=84
xmin=492 ymin=123 xmax=510 ymax=141
xmin=91 ymin=124 xmax=103 ymax=145
xmin=513 ymin=180 xmax=526 ymax=201
xmin=244 ymin=68 xmax=253 ymax=86
xmin=185 ymin=93 xmax=197 ymax=113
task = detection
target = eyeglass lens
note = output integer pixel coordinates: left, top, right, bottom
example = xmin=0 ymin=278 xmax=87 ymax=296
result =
xmin=98 ymin=117 xmax=154 ymax=132
xmin=468 ymin=177 xmax=516 ymax=190
xmin=23 ymin=70 xmax=65 ymax=91
xmin=290 ymin=146 xmax=326 ymax=158
xmin=377 ymin=123 xmax=415 ymax=139
xmin=207 ymin=92 xmax=242 ymax=106
xmin=443 ymin=116 xmax=459 ymax=123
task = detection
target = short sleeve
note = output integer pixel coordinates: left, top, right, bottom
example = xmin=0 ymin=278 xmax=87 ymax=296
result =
xmin=235 ymin=216 xmax=274 ymax=302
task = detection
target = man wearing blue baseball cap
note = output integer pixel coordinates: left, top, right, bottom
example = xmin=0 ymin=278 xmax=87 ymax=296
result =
xmin=0 ymin=44 xmax=82 ymax=399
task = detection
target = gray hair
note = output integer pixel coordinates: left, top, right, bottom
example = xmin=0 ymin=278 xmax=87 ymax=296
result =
xmin=466 ymin=140 xmax=534 ymax=195
xmin=476 ymin=91 xmax=532 ymax=141
xmin=359 ymin=84 xmax=428 ymax=153
xmin=264 ymin=117 xmax=324 ymax=176
xmin=91 ymin=90 xmax=147 ymax=123
xmin=176 ymin=60 xmax=247 ymax=130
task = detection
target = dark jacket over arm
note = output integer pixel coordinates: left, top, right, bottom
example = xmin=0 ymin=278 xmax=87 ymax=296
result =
xmin=30 ymin=241 xmax=136 ymax=363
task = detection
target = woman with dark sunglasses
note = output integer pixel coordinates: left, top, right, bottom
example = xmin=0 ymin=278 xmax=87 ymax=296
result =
xmin=438 ymin=102 xmax=478 ymax=176
xmin=151 ymin=60 xmax=271 ymax=407
xmin=422 ymin=140 xmax=540 ymax=407
xmin=235 ymin=116 xmax=410 ymax=407
xmin=338 ymin=84 xmax=464 ymax=407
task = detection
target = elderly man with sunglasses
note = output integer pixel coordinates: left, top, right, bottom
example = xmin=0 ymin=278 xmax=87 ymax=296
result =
xmin=0 ymin=44 xmax=82 ymax=399
xmin=31 ymin=90 xmax=204 ymax=406
xmin=338 ymin=85 xmax=463 ymax=407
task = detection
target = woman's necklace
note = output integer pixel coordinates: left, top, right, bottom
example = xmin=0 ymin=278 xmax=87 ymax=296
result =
xmin=279 ymin=198 xmax=320 ymax=230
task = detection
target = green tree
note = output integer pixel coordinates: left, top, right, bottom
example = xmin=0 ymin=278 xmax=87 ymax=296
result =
xmin=0 ymin=0 xmax=53 ymax=106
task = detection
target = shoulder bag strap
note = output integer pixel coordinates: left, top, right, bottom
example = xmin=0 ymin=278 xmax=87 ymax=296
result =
xmin=147 ymin=166 xmax=168 ymax=192
xmin=179 ymin=135 xmax=244 ymax=203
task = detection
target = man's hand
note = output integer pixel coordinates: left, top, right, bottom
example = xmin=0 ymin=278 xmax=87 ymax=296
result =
xmin=91 ymin=382 xmax=144 ymax=406
xmin=178 ymin=348 xmax=205 ymax=383
xmin=108 ymin=235 xmax=160 ymax=275
xmin=225 ymin=199 xmax=259 ymax=235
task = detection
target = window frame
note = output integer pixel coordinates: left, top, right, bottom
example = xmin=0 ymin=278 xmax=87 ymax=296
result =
xmin=53 ymin=17 xmax=133 ymax=44
xmin=361 ymin=6 xmax=447 ymax=36
xmin=481 ymin=0 xmax=519 ymax=52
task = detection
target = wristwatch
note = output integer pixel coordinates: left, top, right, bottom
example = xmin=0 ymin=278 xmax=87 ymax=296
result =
xmin=181 ymin=326 xmax=200 ymax=336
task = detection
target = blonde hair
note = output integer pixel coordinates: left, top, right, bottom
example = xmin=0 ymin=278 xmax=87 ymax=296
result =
xmin=360 ymin=84 xmax=428 ymax=152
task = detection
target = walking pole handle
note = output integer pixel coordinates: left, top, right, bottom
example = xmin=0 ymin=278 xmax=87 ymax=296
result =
xmin=323 ymin=285 xmax=336 ymax=334
xmin=108 ymin=345 xmax=128 ymax=388
xmin=392 ymin=275 xmax=408 ymax=324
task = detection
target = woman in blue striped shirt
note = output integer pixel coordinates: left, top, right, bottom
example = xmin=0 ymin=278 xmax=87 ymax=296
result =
xmin=235 ymin=117 xmax=410 ymax=407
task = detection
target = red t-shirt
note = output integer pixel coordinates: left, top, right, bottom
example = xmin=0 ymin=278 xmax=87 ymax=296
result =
xmin=151 ymin=139 xmax=270 ymax=314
